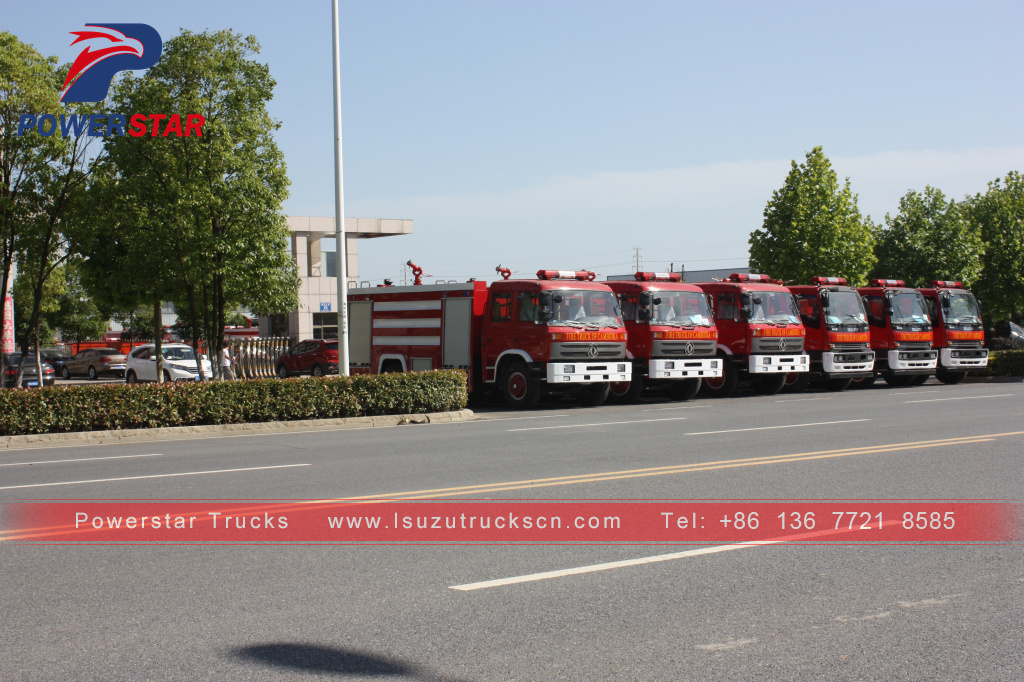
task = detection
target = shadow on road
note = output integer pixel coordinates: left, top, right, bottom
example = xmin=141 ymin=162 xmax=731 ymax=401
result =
xmin=233 ymin=643 xmax=460 ymax=680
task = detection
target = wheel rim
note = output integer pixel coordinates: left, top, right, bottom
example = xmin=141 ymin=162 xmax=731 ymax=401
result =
xmin=704 ymin=375 xmax=725 ymax=390
xmin=609 ymin=381 xmax=631 ymax=396
xmin=313 ymin=366 xmax=322 ymax=377
xmin=507 ymin=371 xmax=528 ymax=400
xmin=784 ymin=372 xmax=799 ymax=386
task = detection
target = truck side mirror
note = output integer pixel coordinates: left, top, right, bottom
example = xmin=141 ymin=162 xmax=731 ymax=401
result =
xmin=638 ymin=308 xmax=652 ymax=321
xmin=940 ymin=294 xmax=951 ymax=310
xmin=751 ymin=296 xmax=762 ymax=305
xmin=538 ymin=292 xmax=554 ymax=322
xmin=819 ymin=291 xmax=829 ymax=306
xmin=637 ymin=291 xmax=654 ymax=321
xmin=739 ymin=308 xmax=752 ymax=320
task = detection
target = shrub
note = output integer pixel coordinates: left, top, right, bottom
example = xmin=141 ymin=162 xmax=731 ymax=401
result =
xmin=986 ymin=349 xmax=1024 ymax=377
xmin=0 ymin=370 xmax=467 ymax=437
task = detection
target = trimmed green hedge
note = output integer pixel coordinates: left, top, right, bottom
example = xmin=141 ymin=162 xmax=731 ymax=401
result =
xmin=0 ymin=370 xmax=467 ymax=437
xmin=986 ymin=349 xmax=1024 ymax=377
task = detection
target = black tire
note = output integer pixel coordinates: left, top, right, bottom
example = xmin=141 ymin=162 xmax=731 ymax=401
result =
xmin=500 ymin=360 xmax=541 ymax=410
xmin=700 ymin=359 xmax=737 ymax=398
xmin=88 ymin=366 xmax=98 ymax=381
xmin=163 ymin=370 xmax=172 ymax=383
xmin=577 ymin=382 xmax=611 ymax=407
xmin=849 ymin=375 xmax=876 ymax=389
xmin=608 ymin=369 xmax=644 ymax=404
xmin=62 ymin=367 xmax=71 ymax=380
xmin=883 ymin=373 xmax=913 ymax=387
xmin=381 ymin=360 xmax=404 ymax=374
xmin=936 ymin=367 xmax=967 ymax=385
xmin=276 ymin=365 xmax=289 ymax=379
xmin=126 ymin=370 xmax=138 ymax=385
xmin=667 ymin=377 xmax=701 ymax=402
xmin=825 ymin=377 xmax=853 ymax=392
xmin=908 ymin=374 xmax=929 ymax=386
xmin=312 ymin=364 xmax=324 ymax=378
xmin=782 ymin=372 xmax=811 ymax=393
xmin=753 ymin=373 xmax=787 ymax=395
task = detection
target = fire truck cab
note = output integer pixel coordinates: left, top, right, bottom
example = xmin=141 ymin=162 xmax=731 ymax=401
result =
xmin=918 ymin=280 xmax=988 ymax=384
xmin=347 ymin=269 xmax=629 ymax=409
xmin=695 ymin=274 xmax=809 ymax=397
xmin=855 ymin=279 xmax=937 ymax=387
xmin=604 ymin=272 xmax=722 ymax=403
xmin=787 ymin=277 xmax=875 ymax=392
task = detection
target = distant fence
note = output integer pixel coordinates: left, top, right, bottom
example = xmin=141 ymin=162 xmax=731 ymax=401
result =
xmin=226 ymin=337 xmax=291 ymax=379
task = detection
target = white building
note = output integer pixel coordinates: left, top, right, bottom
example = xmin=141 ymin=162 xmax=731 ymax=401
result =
xmin=258 ymin=216 xmax=413 ymax=341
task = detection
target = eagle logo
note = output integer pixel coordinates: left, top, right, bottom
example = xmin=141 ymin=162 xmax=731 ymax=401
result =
xmin=60 ymin=24 xmax=162 ymax=103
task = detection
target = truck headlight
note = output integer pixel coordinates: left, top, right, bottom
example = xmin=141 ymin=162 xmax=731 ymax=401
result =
xmin=564 ymin=365 xmax=575 ymax=374
xmin=617 ymin=364 xmax=627 ymax=373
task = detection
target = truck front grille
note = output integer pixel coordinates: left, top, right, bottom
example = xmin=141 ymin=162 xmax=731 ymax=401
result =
xmin=653 ymin=340 xmax=716 ymax=357
xmin=550 ymin=342 xmax=626 ymax=360
xmin=752 ymin=337 xmax=805 ymax=353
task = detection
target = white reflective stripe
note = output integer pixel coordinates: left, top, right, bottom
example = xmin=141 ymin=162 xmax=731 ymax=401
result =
xmin=373 ymin=300 xmax=442 ymax=311
xmin=372 ymin=336 xmax=441 ymax=346
xmin=558 ymin=270 xmax=575 ymax=279
xmin=372 ymin=318 xmax=441 ymax=328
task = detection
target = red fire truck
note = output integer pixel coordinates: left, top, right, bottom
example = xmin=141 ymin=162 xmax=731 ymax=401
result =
xmin=346 ymin=269 xmax=629 ymax=409
xmin=694 ymin=273 xmax=809 ymax=397
xmin=787 ymin=277 xmax=875 ymax=392
xmin=604 ymin=272 xmax=721 ymax=402
xmin=855 ymin=279 xmax=937 ymax=387
xmin=918 ymin=280 xmax=988 ymax=384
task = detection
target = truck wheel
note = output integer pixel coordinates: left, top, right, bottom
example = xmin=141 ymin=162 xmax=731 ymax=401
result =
xmin=883 ymin=373 xmax=913 ymax=387
xmin=577 ymin=382 xmax=611 ymax=407
xmin=782 ymin=372 xmax=810 ymax=393
xmin=668 ymin=378 xmax=701 ymax=402
xmin=908 ymin=374 xmax=929 ymax=386
xmin=608 ymin=370 xmax=644 ymax=404
xmin=849 ymin=375 xmax=876 ymax=389
xmin=700 ymin=360 xmax=737 ymax=398
xmin=753 ymin=373 xmax=787 ymax=395
xmin=500 ymin=361 xmax=541 ymax=410
xmin=825 ymin=377 xmax=853 ymax=391
xmin=936 ymin=367 xmax=967 ymax=385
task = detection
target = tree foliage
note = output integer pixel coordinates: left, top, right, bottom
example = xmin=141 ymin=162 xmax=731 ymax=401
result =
xmin=750 ymin=146 xmax=876 ymax=286
xmin=872 ymin=186 xmax=983 ymax=287
xmin=969 ymin=171 xmax=1024 ymax=323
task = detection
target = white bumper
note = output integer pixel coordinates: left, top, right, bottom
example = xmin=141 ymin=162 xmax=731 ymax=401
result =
xmin=940 ymin=348 xmax=988 ymax=368
xmin=822 ymin=351 xmax=875 ymax=373
xmin=547 ymin=362 xmax=630 ymax=384
xmin=648 ymin=358 xmax=723 ymax=379
xmin=886 ymin=349 xmax=937 ymax=371
xmin=748 ymin=354 xmax=810 ymax=374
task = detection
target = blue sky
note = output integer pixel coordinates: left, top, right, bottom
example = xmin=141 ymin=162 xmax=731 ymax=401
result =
xmin=7 ymin=1 xmax=1023 ymax=282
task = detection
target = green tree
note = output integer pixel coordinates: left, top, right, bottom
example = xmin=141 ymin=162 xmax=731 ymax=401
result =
xmin=750 ymin=146 xmax=876 ymax=285
xmin=47 ymin=261 xmax=111 ymax=345
xmin=968 ymin=171 xmax=1024 ymax=324
xmin=872 ymin=186 xmax=984 ymax=287
xmin=102 ymin=29 xmax=298 ymax=379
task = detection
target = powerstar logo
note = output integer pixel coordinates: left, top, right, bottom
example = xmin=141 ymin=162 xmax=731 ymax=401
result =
xmin=18 ymin=24 xmax=205 ymax=138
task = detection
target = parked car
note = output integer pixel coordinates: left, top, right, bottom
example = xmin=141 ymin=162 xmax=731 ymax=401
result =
xmin=36 ymin=348 xmax=71 ymax=376
xmin=276 ymin=339 xmax=339 ymax=377
xmin=62 ymin=348 xmax=127 ymax=380
xmin=3 ymin=353 xmax=56 ymax=388
xmin=125 ymin=344 xmax=213 ymax=383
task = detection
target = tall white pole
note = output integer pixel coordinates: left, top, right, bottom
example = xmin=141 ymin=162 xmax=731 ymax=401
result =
xmin=331 ymin=0 xmax=349 ymax=376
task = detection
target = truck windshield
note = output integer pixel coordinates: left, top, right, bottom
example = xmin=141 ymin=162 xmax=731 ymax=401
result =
xmin=824 ymin=291 xmax=867 ymax=325
xmin=749 ymin=291 xmax=800 ymax=324
xmin=549 ymin=290 xmax=623 ymax=328
xmin=890 ymin=292 xmax=930 ymax=325
xmin=650 ymin=291 xmax=713 ymax=326
xmin=944 ymin=293 xmax=982 ymax=324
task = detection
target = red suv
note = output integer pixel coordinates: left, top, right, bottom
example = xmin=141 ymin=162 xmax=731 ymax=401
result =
xmin=276 ymin=339 xmax=339 ymax=378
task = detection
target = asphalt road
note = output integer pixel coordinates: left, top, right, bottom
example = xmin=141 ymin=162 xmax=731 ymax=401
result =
xmin=2 ymin=378 xmax=1022 ymax=681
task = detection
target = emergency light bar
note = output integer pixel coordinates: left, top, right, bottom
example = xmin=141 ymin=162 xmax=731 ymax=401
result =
xmin=930 ymin=280 xmax=962 ymax=289
xmin=811 ymin=276 xmax=847 ymax=285
xmin=536 ymin=270 xmax=596 ymax=281
xmin=729 ymin=273 xmax=771 ymax=283
xmin=634 ymin=272 xmax=683 ymax=282
xmin=870 ymin=279 xmax=905 ymax=287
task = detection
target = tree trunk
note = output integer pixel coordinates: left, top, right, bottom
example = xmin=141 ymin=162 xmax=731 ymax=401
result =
xmin=154 ymin=299 xmax=164 ymax=383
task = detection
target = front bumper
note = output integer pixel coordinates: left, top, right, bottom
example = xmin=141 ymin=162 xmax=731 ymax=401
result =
xmin=748 ymin=354 xmax=810 ymax=374
xmin=822 ymin=350 xmax=875 ymax=374
xmin=648 ymin=357 xmax=722 ymax=379
xmin=547 ymin=361 xmax=630 ymax=384
xmin=887 ymin=349 xmax=937 ymax=371
xmin=940 ymin=348 xmax=988 ymax=368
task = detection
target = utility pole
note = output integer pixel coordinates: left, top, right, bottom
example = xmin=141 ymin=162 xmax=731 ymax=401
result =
xmin=331 ymin=0 xmax=349 ymax=375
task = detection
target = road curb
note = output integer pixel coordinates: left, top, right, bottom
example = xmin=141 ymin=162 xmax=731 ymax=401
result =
xmin=0 ymin=409 xmax=477 ymax=451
